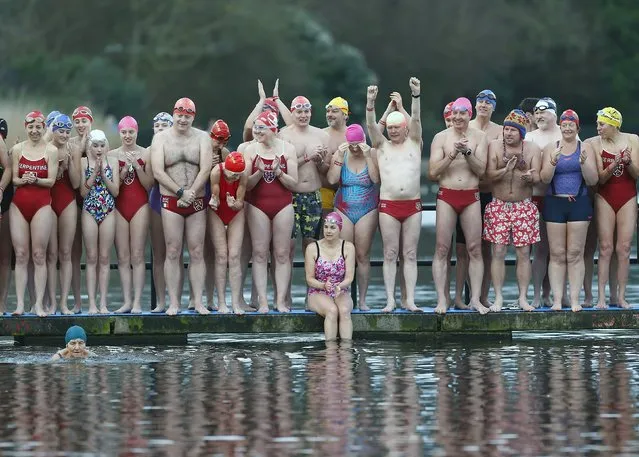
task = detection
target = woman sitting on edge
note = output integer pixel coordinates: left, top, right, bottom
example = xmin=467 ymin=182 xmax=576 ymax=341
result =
xmin=305 ymin=212 xmax=355 ymax=341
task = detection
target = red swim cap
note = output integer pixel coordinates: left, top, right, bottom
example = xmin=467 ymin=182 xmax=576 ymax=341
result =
xmin=174 ymin=98 xmax=196 ymax=116
xmin=210 ymin=119 xmax=230 ymax=141
xmin=290 ymin=96 xmax=311 ymax=111
xmin=263 ymin=97 xmax=279 ymax=114
xmin=224 ymin=152 xmax=245 ymax=173
xmin=72 ymin=106 xmax=94 ymax=122
xmin=25 ymin=110 xmax=45 ymax=127
xmin=255 ymin=111 xmax=278 ymax=133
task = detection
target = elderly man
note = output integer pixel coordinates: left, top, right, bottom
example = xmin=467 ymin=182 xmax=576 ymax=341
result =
xmin=150 ymin=98 xmax=213 ymax=315
xmin=429 ymin=97 xmax=489 ymax=314
xmin=484 ymin=110 xmax=542 ymax=312
xmin=366 ymin=77 xmax=423 ymax=313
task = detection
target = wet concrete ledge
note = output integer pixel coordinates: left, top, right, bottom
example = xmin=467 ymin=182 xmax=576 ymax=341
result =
xmin=3 ymin=306 xmax=639 ymax=345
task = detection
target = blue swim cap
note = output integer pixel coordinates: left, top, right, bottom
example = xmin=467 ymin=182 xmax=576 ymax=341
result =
xmin=52 ymin=114 xmax=72 ymax=132
xmin=476 ymin=89 xmax=497 ymax=109
xmin=153 ymin=112 xmax=173 ymax=126
xmin=65 ymin=326 xmax=87 ymax=344
xmin=46 ymin=111 xmax=62 ymax=127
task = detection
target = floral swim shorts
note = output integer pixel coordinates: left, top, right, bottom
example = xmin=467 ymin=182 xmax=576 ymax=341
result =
xmin=482 ymin=198 xmax=540 ymax=247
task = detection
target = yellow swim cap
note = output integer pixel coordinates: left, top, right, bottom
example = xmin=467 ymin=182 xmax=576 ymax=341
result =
xmin=597 ymin=107 xmax=622 ymax=128
xmin=326 ymin=97 xmax=349 ymax=115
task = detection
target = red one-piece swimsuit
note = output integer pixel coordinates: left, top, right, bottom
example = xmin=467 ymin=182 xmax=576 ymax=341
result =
xmin=13 ymin=155 xmax=51 ymax=223
xmin=213 ymin=163 xmax=241 ymax=225
xmin=116 ymin=159 xmax=148 ymax=222
xmin=598 ymin=150 xmax=637 ymax=213
xmin=245 ymin=154 xmax=292 ymax=219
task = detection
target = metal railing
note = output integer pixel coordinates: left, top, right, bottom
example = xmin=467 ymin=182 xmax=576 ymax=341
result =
xmin=136 ymin=202 xmax=639 ymax=308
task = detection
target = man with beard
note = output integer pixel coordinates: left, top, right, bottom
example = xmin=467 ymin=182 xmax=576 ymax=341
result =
xmin=484 ymin=110 xmax=541 ymax=312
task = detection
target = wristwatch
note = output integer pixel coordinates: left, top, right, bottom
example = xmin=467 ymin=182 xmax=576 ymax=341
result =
xmin=176 ymin=187 xmax=184 ymax=198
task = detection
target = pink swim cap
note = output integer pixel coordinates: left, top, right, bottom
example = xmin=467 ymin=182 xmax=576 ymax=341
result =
xmin=345 ymin=124 xmax=365 ymax=143
xmin=325 ymin=211 xmax=343 ymax=230
xmin=118 ymin=115 xmax=138 ymax=132
xmin=451 ymin=97 xmax=473 ymax=118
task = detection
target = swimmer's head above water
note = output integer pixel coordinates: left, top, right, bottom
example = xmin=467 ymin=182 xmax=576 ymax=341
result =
xmin=52 ymin=326 xmax=91 ymax=360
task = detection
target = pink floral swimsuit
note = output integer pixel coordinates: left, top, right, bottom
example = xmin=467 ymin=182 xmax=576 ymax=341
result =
xmin=308 ymin=241 xmax=347 ymax=298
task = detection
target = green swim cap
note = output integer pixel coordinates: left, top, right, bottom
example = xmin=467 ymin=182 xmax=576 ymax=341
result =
xmin=65 ymin=326 xmax=87 ymax=344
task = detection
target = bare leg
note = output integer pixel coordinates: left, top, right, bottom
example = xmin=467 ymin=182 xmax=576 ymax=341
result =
xmin=247 ymin=205 xmax=273 ymax=313
xmin=204 ymin=224 xmax=215 ymax=310
xmin=115 ymin=211 xmax=133 ymax=312
xmin=129 ymin=206 xmax=149 ymax=313
xmin=489 ymin=243 xmax=507 ymax=312
xmin=400 ymin=212 xmax=422 ymax=312
xmin=614 ymin=200 xmax=636 ymax=309
xmin=0 ymin=214 xmax=12 ymax=313
xmin=480 ymin=239 xmax=492 ymax=307
xmin=379 ymin=213 xmax=401 ymax=313
xmin=10 ymin=205 xmax=30 ymax=315
xmin=566 ymin=221 xmax=590 ymax=312
xmin=239 ymin=223 xmax=255 ymax=309
xmin=162 ymin=210 xmax=186 ymax=315
xmin=595 ymin=196 xmax=614 ymax=309
xmin=57 ymin=203 xmax=77 ymax=315
xmin=227 ymin=213 xmax=245 ymax=315
xmin=46 ymin=213 xmax=59 ymax=313
xmin=432 ymin=201 xmax=458 ymax=315
xmin=308 ymin=294 xmax=339 ymax=341
xmin=582 ymin=218 xmax=597 ymax=307
xmin=610 ymin=252 xmax=619 ymax=304
xmin=336 ymin=293 xmax=354 ymax=340
xmin=546 ymin=222 xmax=567 ymax=311
xmin=29 ymin=207 xmax=53 ymax=317
xmin=185 ymin=211 xmax=208 ymax=315
xmin=272 ymin=206 xmax=295 ymax=313
xmin=209 ymin=211 xmax=230 ymax=313
xmin=532 ymin=219 xmax=549 ymax=308
xmin=71 ymin=212 xmax=83 ymax=312
xmin=514 ymin=246 xmax=535 ymax=311
xmin=97 ymin=212 xmax=116 ymax=314
xmin=454 ymin=242 xmax=469 ymax=309
xmin=150 ymin=210 xmax=166 ymax=312
xmin=460 ymin=203 xmax=489 ymax=314
xmin=82 ymin=211 xmax=99 ymax=314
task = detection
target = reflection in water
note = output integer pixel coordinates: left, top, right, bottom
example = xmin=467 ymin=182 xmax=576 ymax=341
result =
xmin=0 ymin=339 xmax=639 ymax=455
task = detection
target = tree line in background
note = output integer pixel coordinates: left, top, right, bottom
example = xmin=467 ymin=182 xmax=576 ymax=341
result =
xmin=1 ymin=0 xmax=638 ymax=147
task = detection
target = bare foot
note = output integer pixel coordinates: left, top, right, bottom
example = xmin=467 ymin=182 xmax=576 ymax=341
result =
xmin=531 ymin=297 xmax=541 ymax=309
xmin=276 ymin=304 xmax=290 ymax=313
xmin=87 ymin=306 xmax=99 ymax=315
xmin=33 ymin=304 xmax=47 ymax=318
xmin=434 ymin=303 xmax=448 ymax=315
xmin=358 ymin=303 xmax=371 ymax=311
xmin=470 ymin=301 xmax=490 ymax=315
xmin=151 ymin=305 xmax=165 ymax=313
xmin=582 ymin=296 xmax=593 ymax=308
xmin=403 ymin=303 xmax=423 ymax=312
xmin=99 ymin=306 xmax=109 ymax=314
xmin=194 ymin=304 xmax=210 ymax=315
xmin=218 ymin=304 xmax=230 ymax=314
xmin=619 ymin=299 xmax=631 ymax=309
xmin=73 ymin=303 xmax=82 ymax=314
xmin=12 ymin=306 xmax=25 ymax=316
xmin=542 ymin=296 xmax=552 ymax=308
xmin=166 ymin=305 xmax=180 ymax=316
xmin=518 ymin=299 xmax=535 ymax=312
xmin=481 ymin=299 xmax=493 ymax=309
xmin=257 ymin=305 xmax=269 ymax=314
xmin=187 ymin=299 xmax=194 ymax=310
xmin=381 ymin=300 xmax=396 ymax=313
xmin=550 ymin=303 xmax=562 ymax=311
xmin=232 ymin=305 xmax=245 ymax=315
xmin=594 ymin=300 xmax=608 ymax=310
xmin=454 ymin=301 xmax=470 ymax=310
xmin=572 ymin=304 xmax=583 ymax=312
xmin=115 ymin=304 xmax=132 ymax=313
xmin=131 ymin=306 xmax=142 ymax=314
xmin=489 ymin=297 xmax=503 ymax=313
xmin=60 ymin=307 xmax=74 ymax=316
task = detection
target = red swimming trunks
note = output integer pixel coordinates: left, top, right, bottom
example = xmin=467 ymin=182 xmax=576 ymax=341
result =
xmin=51 ymin=171 xmax=75 ymax=217
xmin=12 ymin=156 xmax=51 ymax=223
xmin=161 ymin=195 xmax=205 ymax=217
xmin=378 ymin=199 xmax=422 ymax=223
xmin=483 ymin=198 xmax=540 ymax=247
xmin=116 ymin=159 xmax=148 ymax=222
xmin=210 ymin=163 xmax=241 ymax=225
xmin=436 ymin=187 xmax=479 ymax=214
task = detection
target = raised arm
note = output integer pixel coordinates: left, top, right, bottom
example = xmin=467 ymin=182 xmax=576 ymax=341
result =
xmin=408 ymin=77 xmax=422 ymax=143
xmin=243 ymin=80 xmax=267 ymax=142
xmin=365 ymin=86 xmax=385 ymax=148
xmin=272 ymin=78 xmax=293 ymax=127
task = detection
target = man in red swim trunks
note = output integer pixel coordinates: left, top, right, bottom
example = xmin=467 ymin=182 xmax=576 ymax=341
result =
xmin=429 ymin=97 xmax=489 ymax=314
xmin=366 ymin=78 xmax=423 ymax=313
xmin=150 ymin=97 xmax=213 ymax=315
xmin=484 ymin=109 xmax=542 ymax=312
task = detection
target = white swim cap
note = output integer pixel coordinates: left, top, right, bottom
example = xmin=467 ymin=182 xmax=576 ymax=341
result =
xmin=386 ymin=111 xmax=406 ymax=126
xmin=89 ymin=129 xmax=107 ymax=143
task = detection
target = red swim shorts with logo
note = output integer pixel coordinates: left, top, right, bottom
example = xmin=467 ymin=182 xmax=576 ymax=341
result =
xmin=482 ymin=198 xmax=540 ymax=247
xmin=161 ymin=195 xmax=205 ymax=217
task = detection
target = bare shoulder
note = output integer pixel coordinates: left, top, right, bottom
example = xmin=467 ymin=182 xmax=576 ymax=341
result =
xmin=468 ymin=127 xmax=485 ymax=142
xmin=344 ymin=240 xmax=356 ymax=253
xmin=153 ymin=129 xmax=170 ymax=143
xmin=280 ymin=139 xmax=296 ymax=157
xmin=45 ymin=142 xmax=58 ymax=156
xmin=524 ymin=140 xmax=541 ymax=154
xmin=311 ymin=126 xmax=330 ymax=140
xmin=431 ymin=129 xmax=449 ymax=142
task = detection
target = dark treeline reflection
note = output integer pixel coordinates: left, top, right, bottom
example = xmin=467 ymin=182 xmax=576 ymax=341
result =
xmin=0 ymin=341 xmax=637 ymax=456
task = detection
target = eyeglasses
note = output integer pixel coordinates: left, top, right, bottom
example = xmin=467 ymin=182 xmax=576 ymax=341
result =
xmin=291 ymin=103 xmax=312 ymax=111
xmin=174 ymin=107 xmax=195 ymax=115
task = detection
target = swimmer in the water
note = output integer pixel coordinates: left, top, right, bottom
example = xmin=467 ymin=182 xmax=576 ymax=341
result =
xmin=51 ymin=325 xmax=96 ymax=360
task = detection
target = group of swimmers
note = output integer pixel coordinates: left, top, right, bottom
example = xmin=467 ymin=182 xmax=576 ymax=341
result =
xmin=0 ymin=77 xmax=636 ymax=341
